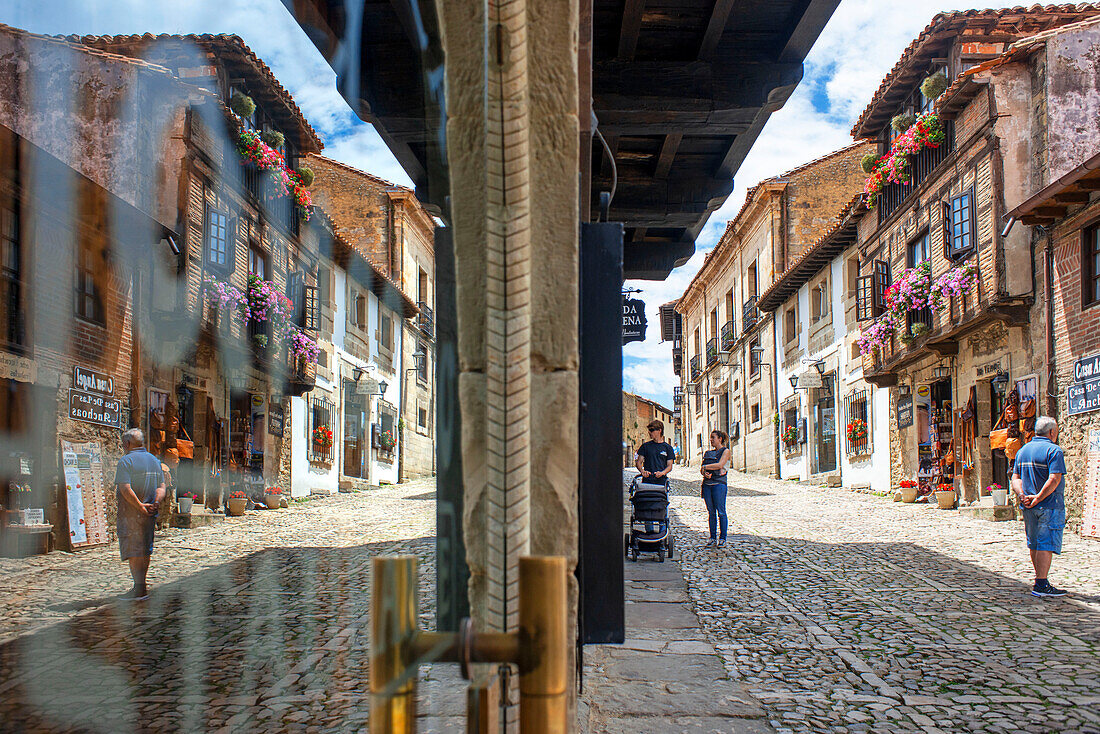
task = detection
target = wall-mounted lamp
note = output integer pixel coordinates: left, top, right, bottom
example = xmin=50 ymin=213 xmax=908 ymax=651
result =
xmin=899 ymin=383 xmax=912 ymax=397
xmin=991 ymin=370 xmax=1010 ymax=389
xmin=685 ymin=383 xmax=697 ymax=395
xmin=353 ymin=366 xmax=365 ymax=382
xmin=932 ymin=365 xmax=951 ymax=380
xmin=812 ymin=360 xmax=826 ymax=376
xmin=718 ymin=350 xmax=734 ymax=366
xmin=789 ymin=375 xmax=800 ymax=390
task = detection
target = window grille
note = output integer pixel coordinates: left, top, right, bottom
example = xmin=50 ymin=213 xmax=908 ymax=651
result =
xmin=843 ymin=388 xmax=872 ymax=457
xmin=309 ymin=394 xmax=336 ymax=464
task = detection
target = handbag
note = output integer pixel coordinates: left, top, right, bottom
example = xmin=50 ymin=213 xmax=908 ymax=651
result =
xmin=176 ymin=426 xmax=195 ymax=460
xmin=990 ymin=412 xmax=1008 ymax=451
xmin=1006 ymin=435 xmax=1024 ymax=460
xmin=1004 ymin=404 xmax=1019 ymax=422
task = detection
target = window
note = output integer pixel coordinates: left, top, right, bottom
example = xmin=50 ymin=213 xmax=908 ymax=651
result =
xmin=418 ymin=267 xmax=429 ymax=304
xmin=747 ymin=261 xmax=758 ymax=298
xmin=709 ymin=307 xmax=718 ymax=339
xmin=843 ymin=389 xmax=872 ymax=456
xmin=908 ymin=230 xmax=930 ymax=268
xmin=857 ymin=259 xmax=890 ymax=321
xmin=724 ymin=289 xmax=734 ymax=323
xmin=751 ymin=402 xmax=760 ymax=425
xmin=749 ymin=336 xmax=760 ymax=377
xmin=0 ymin=205 xmax=22 ymax=347
xmin=783 ymin=404 xmax=798 ymax=444
xmin=74 ymin=237 xmax=105 ymax=324
xmin=318 ymin=266 xmax=331 ymax=305
xmin=944 ymin=188 xmax=976 ymax=260
xmin=380 ymin=311 xmax=394 ymax=351
xmin=416 ymin=339 xmax=428 ymax=382
xmin=309 ymin=393 xmax=336 ymax=464
xmin=811 ymin=282 xmax=829 ymax=323
xmin=205 ymin=206 xmax=231 ymax=271
xmin=785 ymin=307 xmax=797 ymax=344
xmin=418 ymin=404 xmax=428 ymax=429
xmin=1085 ymin=225 xmax=1100 ymax=307
xmin=349 ymin=288 xmax=366 ymax=328
xmin=248 ymin=245 xmax=267 ymax=279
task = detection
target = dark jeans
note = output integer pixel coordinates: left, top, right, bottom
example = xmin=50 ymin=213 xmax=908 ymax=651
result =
xmin=702 ymin=482 xmax=727 ymax=541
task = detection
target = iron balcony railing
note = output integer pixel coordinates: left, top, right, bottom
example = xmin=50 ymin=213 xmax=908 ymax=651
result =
xmin=689 ymin=355 xmax=701 ymax=381
xmin=417 ymin=302 xmax=434 ymax=338
xmin=705 ymin=337 xmax=718 ymax=367
xmin=877 ymin=120 xmax=956 ymax=223
xmin=720 ymin=320 xmax=736 ymax=351
xmin=742 ymin=295 xmax=758 ymax=333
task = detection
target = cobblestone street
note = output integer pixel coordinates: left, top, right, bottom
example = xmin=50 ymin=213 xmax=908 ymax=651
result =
xmin=0 ymin=478 xmax=460 ymax=733
xmin=667 ymin=466 xmax=1100 ymax=734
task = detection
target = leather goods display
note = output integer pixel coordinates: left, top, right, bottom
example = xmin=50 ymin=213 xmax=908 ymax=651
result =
xmin=990 ymin=412 xmax=1008 ymax=451
xmin=176 ymin=427 xmax=195 ymax=460
xmin=1005 ymin=435 xmax=1023 ymax=460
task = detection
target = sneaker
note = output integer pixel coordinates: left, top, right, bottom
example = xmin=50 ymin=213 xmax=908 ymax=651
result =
xmin=1032 ymin=582 xmax=1067 ymax=598
xmin=716 ymin=539 xmax=727 ymax=548
xmin=704 ymin=539 xmax=716 ymax=548
xmin=117 ymin=587 xmax=149 ymax=601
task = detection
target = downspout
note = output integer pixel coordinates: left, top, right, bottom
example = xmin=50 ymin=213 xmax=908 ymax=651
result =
xmin=772 ymin=314 xmax=780 ymax=479
xmin=1045 ymin=230 xmax=1057 ymax=416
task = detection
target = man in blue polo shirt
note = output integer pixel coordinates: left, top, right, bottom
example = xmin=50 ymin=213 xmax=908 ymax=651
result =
xmin=1011 ymin=416 xmax=1068 ymax=597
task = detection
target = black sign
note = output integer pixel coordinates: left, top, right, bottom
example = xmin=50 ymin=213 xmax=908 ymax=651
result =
xmin=897 ymin=394 xmax=914 ymax=429
xmin=268 ymin=404 xmax=285 ymax=436
xmin=1067 ymin=376 xmax=1100 ymax=416
xmin=622 ymin=298 xmax=647 ymax=345
xmin=1075 ymin=354 xmax=1100 ymax=383
xmin=68 ymin=389 xmax=122 ymax=428
xmin=73 ymin=365 xmax=114 ymax=396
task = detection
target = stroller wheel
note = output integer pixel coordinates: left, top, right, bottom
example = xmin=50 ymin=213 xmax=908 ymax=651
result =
xmin=667 ymin=536 xmax=674 ymax=559
xmin=657 ymin=545 xmax=665 ymax=563
xmin=630 ymin=547 xmax=638 ymax=562
xmin=624 ymin=533 xmax=630 ymax=559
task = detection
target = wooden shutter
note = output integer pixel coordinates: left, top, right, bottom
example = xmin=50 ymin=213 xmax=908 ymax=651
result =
xmin=856 ymin=274 xmax=874 ymax=321
xmin=942 ymin=200 xmax=953 ymax=260
xmin=872 ymin=260 xmax=890 ymax=316
xmin=286 ymin=271 xmax=304 ymax=324
xmin=356 ymin=294 xmax=367 ymax=327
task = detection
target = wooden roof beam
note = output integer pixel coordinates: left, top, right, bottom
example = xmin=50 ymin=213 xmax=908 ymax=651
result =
xmin=594 ymin=60 xmax=804 ymax=111
xmin=653 ymin=133 xmax=682 ymax=179
xmin=698 ymin=0 xmax=738 ymax=59
xmin=617 ymin=0 xmax=645 ymax=60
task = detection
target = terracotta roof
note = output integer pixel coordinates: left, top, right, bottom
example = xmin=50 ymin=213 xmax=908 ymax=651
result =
xmin=306 ymin=153 xmax=408 ymax=191
xmin=1007 ymin=149 xmax=1100 ymax=223
xmin=311 ymin=205 xmax=419 ymax=318
xmin=851 ymin=5 xmax=1100 ymax=140
xmin=756 ymin=193 xmax=868 ymax=313
xmin=67 ymin=32 xmax=322 ymax=151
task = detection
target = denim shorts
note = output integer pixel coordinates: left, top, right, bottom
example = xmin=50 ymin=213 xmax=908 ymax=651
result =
xmin=117 ymin=510 xmax=157 ymax=560
xmin=1022 ymin=506 xmax=1066 ymax=554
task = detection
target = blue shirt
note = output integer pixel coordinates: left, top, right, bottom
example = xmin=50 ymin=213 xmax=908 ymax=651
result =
xmin=1013 ymin=437 xmax=1065 ymax=511
xmin=114 ymin=448 xmax=164 ymax=505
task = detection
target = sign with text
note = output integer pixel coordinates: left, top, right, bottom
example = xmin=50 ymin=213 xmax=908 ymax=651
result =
xmin=798 ymin=370 xmax=823 ymax=389
xmin=0 ymin=352 xmax=36 ymax=383
xmin=268 ymin=404 xmax=285 ymax=437
xmin=896 ymin=394 xmax=914 ymax=429
xmin=356 ymin=378 xmax=381 ymax=395
xmin=60 ymin=441 xmax=109 ymax=549
xmin=68 ymin=390 xmax=122 ymax=429
xmin=1075 ymin=354 xmax=1100 ymax=383
xmin=1083 ymin=428 xmax=1100 ymax=539
xmin=73 ymin=366 xmax=114 ymax=396
xmin=1067 ymin=376 xmax=1100 ymax=416
xmin=976 ymin=360 xmax=1003 ymax=378
xmin=622 ymin=298 xmax=647 ymax=345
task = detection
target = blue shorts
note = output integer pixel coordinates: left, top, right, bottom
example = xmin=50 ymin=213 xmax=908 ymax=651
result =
xmin=117 ymin=509 xmax=157 ymax=560
xmin=1022 ymin=506 xmax=1065 ymax=554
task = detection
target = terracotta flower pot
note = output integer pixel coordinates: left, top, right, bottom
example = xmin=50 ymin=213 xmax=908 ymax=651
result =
xmin=227 ymin=497 xmax=248 ymax=516
xmin=264 ymin=494 xmax=281 ymax=510
xmin=935 ymin=490 xmax=957 ymax=510
xmin=901 ymin=485 xmax=918 ymax=503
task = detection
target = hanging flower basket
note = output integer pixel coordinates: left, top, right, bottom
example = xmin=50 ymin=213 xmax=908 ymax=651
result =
xmin=236 ymin=128 xmax=313 ymax=220
xmin=203 ymin=275 xmax=319 ymax=363
xmin=379 ymin=430 xmax=396 ymax=451
xmin=864 ymin=112 xmax=946 ymax=205
xmin=781 ymin=425 xmax=798 ymax=447
xmin=846 ymin=419 xmax=868 ymax=445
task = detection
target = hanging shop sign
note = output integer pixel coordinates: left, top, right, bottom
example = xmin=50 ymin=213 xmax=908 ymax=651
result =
xmin=1075 ymin=354 xmax=1100 ymax=383
xmin=68 ymin=390 xmax=122 ymax=429
xmin=897 ymin=394 xmax=914 ymax=429
xmin=798 ymin=370 xmax=823 ymax=389
xmin=0 ymin=352 xmax=36 ymax=383
xmin=622 ymin=298 xmax=647 ymax=345
xmin=73 ymin=365 xmax=114 ymax=396
xmin=1067 ymin=375 xmax=1100 ymax=416
xmin=357 ymin=377 xmax=381 ymax=396
xmin=268 ymin=404 xmax=285 ymax=437
xmin=1083 ymin=428 xmax=1100 ymax=540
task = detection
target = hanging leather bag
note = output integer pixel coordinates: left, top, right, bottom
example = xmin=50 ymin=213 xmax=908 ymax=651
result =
xmin=990 ymin=411 xmax=1008 ymax=451
xmin=176 ymin=427 xmax=195 ymax=460
xmin=1005 ymin=434 xmax=1024 ymax=460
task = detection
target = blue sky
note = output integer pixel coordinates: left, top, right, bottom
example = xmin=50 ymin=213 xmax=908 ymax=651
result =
xmin=3 ymin=0 xmax=987 ymax=410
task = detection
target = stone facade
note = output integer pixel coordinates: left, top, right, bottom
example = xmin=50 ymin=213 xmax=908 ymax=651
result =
xmin=622 ymin=391 xmax=675 ymax=463
xmin=676 ymin=143 xmax=873 ymax=474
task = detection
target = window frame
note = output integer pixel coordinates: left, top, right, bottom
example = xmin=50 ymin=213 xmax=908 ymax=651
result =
xmin=1083 ymin=223 xmax=1100 ymax=310
xmin=205 ymin=204 xmax=233 ymax=274
xmin=0 ymin=202 xmax=23 ymax=348
xmin=74 ymin=236 xmax=105 ymax=325
xmin=907 ymin=229 xmax=931 ymax=268
xmin=943 ymin=187 xmax=977 ymax=262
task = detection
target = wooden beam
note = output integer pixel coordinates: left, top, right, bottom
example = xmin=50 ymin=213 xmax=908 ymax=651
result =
xmin=1033 ymin=204 xmax=1068 ymax=217
xmin=653 ymin=134 xmax=682 ymax=179
xmin=593 ymin=60 xmax=803 ymax=111
xmin=1074 ymin=178 xmax=1100 ymax=191
xmin=1054 ymin=190 xmax=1092 ymax=204
xmin=595 ymin=117 xmax=751 ymax=136
xmin=698 ymin=0 xmax=737 ymax=59
xmin=632 ymin=226 xmax=647 ymax=242
xmin=617 ymin=0 xmax=645 ymax=60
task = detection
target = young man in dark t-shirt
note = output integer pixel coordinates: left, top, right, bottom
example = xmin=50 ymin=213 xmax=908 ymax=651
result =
xmin=635 ymin=419 xmax=675 ymax=485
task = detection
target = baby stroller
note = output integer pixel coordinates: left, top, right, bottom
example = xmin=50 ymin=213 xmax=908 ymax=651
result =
xmin=624 ymin=476 xmax=673 ymax=562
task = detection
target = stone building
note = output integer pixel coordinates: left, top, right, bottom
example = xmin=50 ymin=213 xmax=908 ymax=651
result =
xmin=0 ymin=25 xmax=196 ymax=553
xmin=851 ymin=7 xmax=1099 ymax=506
xmin=622 ymin=391 xmax=675 ymax=465
xmin=306 ymin=155 xmax=436 ymax=480
xmin=757 ymin=195 xmax=892 ymax=491
xmin=993 ymin=16 xmax=1100 ymax=533
xmin=676 ymin=142 xmax=872 ymax=473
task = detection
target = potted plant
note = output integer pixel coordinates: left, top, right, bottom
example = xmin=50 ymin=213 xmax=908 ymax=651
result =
xmin=987 ymin=483 xmax=1007 ymax=507
xmin=227 ymin=490 xmax=248 ymax=517
xmin=379 ymin=429 xmax=396 ymax=452
xmin=264 ymin=486 xmax=283 ymax=510
xmin=846 ymin=418 xmax=868 ymax=449
xmin=177 ymin=492 xmax=197 ymax=514
xmin=781 ymin=425 xmax=798 ymax=449
xmin=899 ymin=479 xmax=918 ymax=503
xmin=313 ymin=425 xmax=334 ymax=452
xmin=935 ymin=483 xmax=957 ymax=510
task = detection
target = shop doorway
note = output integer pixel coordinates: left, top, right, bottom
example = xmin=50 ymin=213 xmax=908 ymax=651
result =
xmin=812 ymin=385 xmax=837 ymax=474
xmin=343 ymin=381 xmax=369 ymax=479
xmin=990 ymin=379 xmax=1009 ymax=489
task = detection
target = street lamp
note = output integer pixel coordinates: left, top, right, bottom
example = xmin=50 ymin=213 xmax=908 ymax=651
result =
xmin=789 ymin=374 xmax=800 ymax=390
xmin=718 ymin=350 xmax=734 ymax=366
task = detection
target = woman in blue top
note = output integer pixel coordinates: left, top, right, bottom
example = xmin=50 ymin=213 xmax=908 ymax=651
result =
xmin=700 ymin=430 xmax=731 ymax=548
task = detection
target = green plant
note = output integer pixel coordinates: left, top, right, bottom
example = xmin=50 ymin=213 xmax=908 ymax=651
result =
xmin=861 ymin=153 xmax=877 ymax=174
xmin=920 ymin=71 xmax=949 ymax=101
xmin=260 ymin=130 xmax=285 ymax=148
xmin=296 ymin=166 xmax=315 ymax=187
xmin=230 ymin=92 xmax=255 ymax=118
xmin=891 ymin=112 xmax=916 ymax=132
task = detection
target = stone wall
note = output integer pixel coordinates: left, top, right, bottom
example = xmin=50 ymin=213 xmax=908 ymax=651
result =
xmin=306 ymin=155 xmax=395 ymax=275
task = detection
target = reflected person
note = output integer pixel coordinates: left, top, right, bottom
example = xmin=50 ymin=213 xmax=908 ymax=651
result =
xmin=114 ymin=428 xmax=166 ymax=601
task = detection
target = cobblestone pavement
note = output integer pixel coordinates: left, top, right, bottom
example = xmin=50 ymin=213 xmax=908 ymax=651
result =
xmin=0 ymin=479 xmax=464 ymax=733
xmin=666 ymin=466 xmax=1100 ymax=734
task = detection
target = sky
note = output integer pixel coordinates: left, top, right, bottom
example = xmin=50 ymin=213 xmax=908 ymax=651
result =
xmin=1 ymin=0 xmax=993 ymax=409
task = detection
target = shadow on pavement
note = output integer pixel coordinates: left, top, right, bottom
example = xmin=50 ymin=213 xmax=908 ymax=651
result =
xmin=0 ymin=536 xmax=439 ymax=733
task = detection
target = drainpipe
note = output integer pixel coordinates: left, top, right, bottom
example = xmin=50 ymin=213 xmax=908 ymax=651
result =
xmin=1044 ymin=231 xmax=1057 ymax=416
